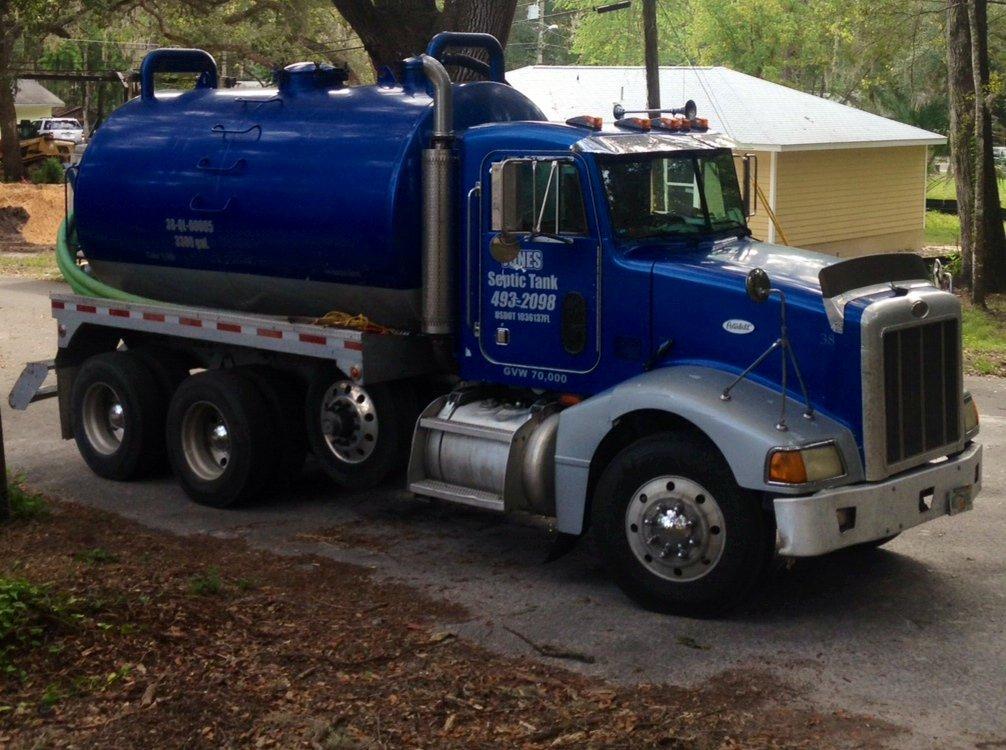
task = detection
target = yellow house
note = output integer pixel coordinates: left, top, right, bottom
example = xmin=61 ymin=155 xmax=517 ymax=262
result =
xmin=507 ymin=65 xmax=946 ymax=257
xmin=0 ymin=79 xmax=65 ymax=139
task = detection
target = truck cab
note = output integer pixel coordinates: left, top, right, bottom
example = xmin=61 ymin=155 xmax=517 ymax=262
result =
xmin=408 ymin=89 xmax=982 ymax=615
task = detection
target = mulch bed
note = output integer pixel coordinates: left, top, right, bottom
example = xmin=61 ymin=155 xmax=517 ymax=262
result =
xmin=0 ymin=500 xmax=899 ymax=749
xmin=0 ymin=183 xmax=63 ymax=250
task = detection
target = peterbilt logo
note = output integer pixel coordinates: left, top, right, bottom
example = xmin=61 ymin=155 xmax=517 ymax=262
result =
xmin=723 ymin=319 xmax=755 ymax=334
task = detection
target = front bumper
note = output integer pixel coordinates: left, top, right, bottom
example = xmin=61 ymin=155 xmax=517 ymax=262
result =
xmin=773 ymin=442 xmax=982 ymax=556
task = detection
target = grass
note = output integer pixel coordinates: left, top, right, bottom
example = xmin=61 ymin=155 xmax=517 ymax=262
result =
xmin=925 ymin=210 xmax=963 ymax=246
xmin=962 ymin=294 xmax=1006 ymax=376
xmin=0 ymin=251 xmax=61 ymax=280
xmin=0 ymin=578 xmax=83 ymax=678
xmin=188 ymin=567 xmax=224 ymax=596
xmin=4 ymin=474 xmax=49 ymax=522
xmin=927 ymin=174 xmax=1006 ymax=207
xmin=74 ymin=548 xmax=118 ymax=565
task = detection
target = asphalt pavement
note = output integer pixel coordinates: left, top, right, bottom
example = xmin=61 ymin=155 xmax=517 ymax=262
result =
xmin=1 ymin=276 xmax=1004 ymax=749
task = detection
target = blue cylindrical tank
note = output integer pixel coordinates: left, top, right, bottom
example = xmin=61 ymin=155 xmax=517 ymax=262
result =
xmin=74 ymin=59 xmax=544 ymax=327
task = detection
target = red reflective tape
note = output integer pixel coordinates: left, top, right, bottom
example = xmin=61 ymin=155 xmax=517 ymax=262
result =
xmin=180 ymin=317 xmax=203 ymax=328
xmin=343 ymin=340 xmax=364 ymax=351
xmin=257 ymin=328 xmax=282 ymax=339
xmin=77 ymin=304 xmax=97 ymax=314
xmin=217 ymin=322 xmax=241 ymax=333
xmin=109 ymin=308 xmax=129 ymax=318
xmin=298 ymin=333 xmax=326 ymax=345
xmin=51 ymin=300 xmax=65 ymax=310
xmin=143 ymin=312 xmax=165 ymax=322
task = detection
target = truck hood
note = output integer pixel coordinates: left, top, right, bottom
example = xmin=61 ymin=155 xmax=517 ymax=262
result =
xmin=642 ymin=236 xmax=864 ymax=435
xmin=631 ymin=236 xmax=836 ymax=303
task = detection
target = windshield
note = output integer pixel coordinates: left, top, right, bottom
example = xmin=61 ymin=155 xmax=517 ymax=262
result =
xmin=46 ymin=119 xmax=81 ymax=129
xmin=598 ymin=150 xmax=747 ymax=241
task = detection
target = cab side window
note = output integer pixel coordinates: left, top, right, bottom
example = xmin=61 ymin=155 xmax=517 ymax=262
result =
xmin=494 ymin=159 xmax=588 ymax=236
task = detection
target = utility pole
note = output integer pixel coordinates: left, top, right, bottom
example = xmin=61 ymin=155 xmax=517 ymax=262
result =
xmin=642 ymin=0 xmax=660 ymax=115
xmin=536 ymin=1 xmax=545 ymax=65
xmin=82 ymin=44 xmax=91 ymax=137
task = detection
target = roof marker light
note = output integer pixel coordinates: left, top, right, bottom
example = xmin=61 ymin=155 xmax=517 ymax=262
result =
xmin=566 ymin=115 xmax=603 ymax=130
xmin=614 ymin=117 xmax=651 ymax=132
xmin=690 ymin=117 xmax=710 ymax=131
xmin=652 ymin=116 xmax=689 ymax=132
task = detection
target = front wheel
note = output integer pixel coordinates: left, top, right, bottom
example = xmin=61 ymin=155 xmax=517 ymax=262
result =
xmin=592 ymin=432 xmax=771 ymax=617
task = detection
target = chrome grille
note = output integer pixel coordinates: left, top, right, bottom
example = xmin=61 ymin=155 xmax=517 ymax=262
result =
xmin=881 ymin=319 xmax=960 ymax=466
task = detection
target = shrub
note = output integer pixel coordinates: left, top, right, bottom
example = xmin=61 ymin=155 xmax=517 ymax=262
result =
xmin=4 ymin=474 xmax=48 ymax=522
xmin=29 ymin=158 xmax=65 ymax=185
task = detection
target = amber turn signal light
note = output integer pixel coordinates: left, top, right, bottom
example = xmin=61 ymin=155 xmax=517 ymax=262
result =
xmin=769 ymin=450 xmax=808 ymax=485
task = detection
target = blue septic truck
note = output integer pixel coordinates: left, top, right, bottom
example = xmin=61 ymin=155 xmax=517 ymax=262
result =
xmin=10 ymin=33 xmax=982 ymax=615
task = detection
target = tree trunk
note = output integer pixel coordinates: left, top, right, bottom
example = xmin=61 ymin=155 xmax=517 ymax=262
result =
xmin=968 ymin=0 xmax=1006 ymax=295
xmin=0 ymin=22 xmax=24 ymax=184
xmin=332 ymin=0 xmax=518 ymax=75
xmin=966 ymin=0 xmax=1006 ymax=304
xmin=0 ymin=75 xmax=22 ymax=183
xmin=947 ymin=0 xmax=975 ymax=282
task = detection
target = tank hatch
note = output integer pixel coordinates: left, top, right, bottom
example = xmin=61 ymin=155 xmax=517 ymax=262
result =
xmin=277 ymin=62 xmax=349 ymax=93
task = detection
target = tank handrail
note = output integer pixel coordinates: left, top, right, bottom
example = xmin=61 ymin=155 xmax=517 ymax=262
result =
xmin=440 ymin=53 xmax=493 ymax=81
xmin=425 ymin=32 xmax=505 ymax=83
xmin=140 ymin=48 xmax=218 ymax=102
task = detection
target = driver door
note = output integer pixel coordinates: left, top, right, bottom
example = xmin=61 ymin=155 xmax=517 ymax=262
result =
xmin=478 ymin=155 xmax=599 ymax=375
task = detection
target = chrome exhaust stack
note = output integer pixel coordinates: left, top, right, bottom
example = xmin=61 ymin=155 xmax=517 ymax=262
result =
xmin=419 ymin=54 xmax=454 ymax=337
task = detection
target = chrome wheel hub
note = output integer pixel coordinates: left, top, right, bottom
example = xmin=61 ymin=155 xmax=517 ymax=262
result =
xmin=320 ymin=381 xmax=377 ymax=464
xmin=625 ymin=475 xmax=725 ymax=582
xmin=82 ymin=383 xmax=125 ymax=456
xmin=181 ymin=401 xmax=231 ymax=481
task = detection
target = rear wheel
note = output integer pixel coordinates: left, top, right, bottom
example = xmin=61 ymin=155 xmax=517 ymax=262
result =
xmin=166 ymin=369 xmax=276 ymax=508
xmin=241 ymin=366 xmax=307 ymax=485
xmin=71 ymin=351 xmax=166 ymax=480
xmin=592 ymin=432 xmax=771 ymax=617
xmin=131 ymin=345 xmax=190 ymax=400
xmin=305 ymin=371 xmax=414 ymax=490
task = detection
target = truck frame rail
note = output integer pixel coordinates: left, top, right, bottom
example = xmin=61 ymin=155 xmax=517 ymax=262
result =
xmin=46 ymin=292 xmax=437 ymax=387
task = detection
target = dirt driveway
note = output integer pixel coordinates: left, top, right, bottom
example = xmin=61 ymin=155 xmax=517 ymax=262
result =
xmin=2 ymin=276 xmax=1005 ymax=749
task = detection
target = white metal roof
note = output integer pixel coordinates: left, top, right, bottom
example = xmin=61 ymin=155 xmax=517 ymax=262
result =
xmin=507 ymin=65 xmax=945 ymax=152
xmin=14 ymin=79 xmax=64 ymax=108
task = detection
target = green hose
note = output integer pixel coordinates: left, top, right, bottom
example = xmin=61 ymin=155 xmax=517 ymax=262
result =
xmin=57 ymin=213 xmax=157 ymax=303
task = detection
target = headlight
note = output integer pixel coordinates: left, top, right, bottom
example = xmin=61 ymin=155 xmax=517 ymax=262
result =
xmin=767 ymin=442 xmax=845 ymax=485
xmin=964 ymin=392 xmax=979 ymax=437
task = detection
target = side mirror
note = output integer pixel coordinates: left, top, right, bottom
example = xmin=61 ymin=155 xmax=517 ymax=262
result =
xmin=741 ymin=154 xmax=758 ymax=218
xmin=746 ymin=267 xmax=771 ymax=303
xmin=491 ymin=159 xmax=526 ymax=233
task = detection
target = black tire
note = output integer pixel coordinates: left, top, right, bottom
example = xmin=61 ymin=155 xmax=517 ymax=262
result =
xmin=304 ymin=370 xmax=413 ymax=490
xmin=71 ymin=351 xmax=167 ymax=481
xmin=166 ymin=369 xmax=277 ymax=508
xmin=131 ymin=346 xmax=190 ymax=399
xmin=592 ymin=432 xmax=771 ymax=617
xmin=240 ymin=366 xmax=308 ymax=485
